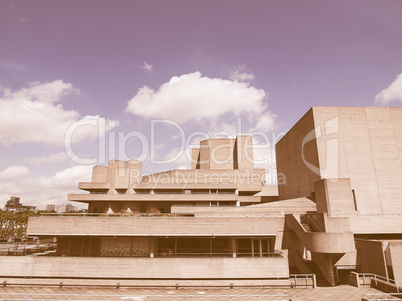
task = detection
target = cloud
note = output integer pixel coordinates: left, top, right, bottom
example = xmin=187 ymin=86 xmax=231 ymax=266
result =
xmin=19 ymin=17 xmax=30 ymax=23
xmin=0 ymin=165 xmax=92 ymax=208
xmin=229 ymin=66 xmax=255 ymax=82
xmin=375 ymin=73 xmax=402 ymax=104
xmin=33 ymin=165 xmax=92 ymax=190
xmin=0 ymin=58 xmax=27 ymax=72
xmin=0 ymin=166 xmax=30 ymax=179
xmin=126 ymin=72 xmax=267 ymax=123
xmin=23 ymin=152 xmax=69 ymax=165
xmin=142 ymin=62 xmax=153 ymax=72
xmin=252 ymin=114 xmax=277 ymax=132
xmin=126 ymin=71 xmax=277 ymax=175
xmin=0 ymin=80 xmax=114 ymax=147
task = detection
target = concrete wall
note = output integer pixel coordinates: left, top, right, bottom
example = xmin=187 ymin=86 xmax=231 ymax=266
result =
xmin=276 ymin=107 xmax=402 ymax=215
xmin=0 ymin=256 xmax=289 ymax=280
xmin=80 ymin=168 xmax=265 ymax=192
xmin=347 ymin=216 xmax=402 ymax=234
xmin=69 ymin=193 xmax=239 ymax=202
xmin=27 ymin=216 xmax=279 ymax=236
xmin=305 ymin=214 xmax=402 ymax=234
xmin=234 ymin=135 xmax=254 ymax=171
xmin=389 ymin=242 xmax=402 ymax=282
xmin=276 ymin=108 xmax=320 ymax=201
xmin=198 ymin=138 xmax=235 ymax=170
xmin=170 ymin=205 xmax=237 ymax=214
xmin=356 ymin=240 xmax=388 ymax=278
xmin=195 ymin=136 xmax=254 ymax=171
xmin=314 ymin=179 xmax=356 ymax=215
xmin=284 ymin=214 xmax=355 ymax=254
xmin=191 ymin=148 xmax=200 ymax=169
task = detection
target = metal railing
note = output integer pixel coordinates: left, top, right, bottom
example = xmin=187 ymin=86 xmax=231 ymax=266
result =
xmin=89 ymin=191 xmax=237 ymax=195
xmin=0 ymin=243 xmax=56 ymax=256
xmin=300 ymin=214 xmax=323 ymax=232
xmin=361 ymin=292 xmax=402 ymax=300
xmin=328 ymin=213 xmax=402 ymax=217
xmin=0 ymin=293 xmax=300 ymax=301
xmin=38 ymin=212 xmax=194 ymax=217
xmin=358 ymin=273 xmax=401 ymax=292
xmin=154 ymin=251 xmax=284 ymax=258
xmin=37 ymin=212 xmax=284 ymax=217
xmin=289 ymin=274 xmax=315 ymax=288
xmin=171 ymin=204 xmax=237 ymax=207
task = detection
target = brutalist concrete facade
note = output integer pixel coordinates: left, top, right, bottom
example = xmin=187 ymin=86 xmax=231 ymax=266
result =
xmin=1 ymin=107 xmax=402 ymax=287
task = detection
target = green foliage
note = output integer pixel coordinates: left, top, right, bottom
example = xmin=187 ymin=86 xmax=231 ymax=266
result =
xmin=0 ymin=210 xmax=39 ymax=240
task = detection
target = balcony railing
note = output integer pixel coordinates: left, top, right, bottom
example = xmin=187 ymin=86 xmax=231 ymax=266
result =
xmin=36 ymin=212 xmax=279 ymax=217
xmin=361 ymin=293 xmax=402 ymax=300
xmin=0 ymin=293 xmax=300 ymax=300
xmin=88 ymin=191 xmax=238 ymax=195
xmin=38 ymin=212 xmax=194 ymax=217
xmin=0 ymin=243 xmax=56 ymax=256
xmin=171 ymin=204 xmax=237 ymax=207
xmin=154 ymin=251 xmax=284 ymax=258
xmin=357 ymin=273 xmax=401 ymax=293
xmin=289 ymin=274 xmax=316 ymax=288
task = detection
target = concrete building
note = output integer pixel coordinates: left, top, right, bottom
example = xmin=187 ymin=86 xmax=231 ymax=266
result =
xmin=68 ymin=135 xmax=273 ymax=214
xmin=6 ymin=135 xmax=289 ymax=286
xmin=45 ymin=204 xmax=56 ymax=212
xmin=56 ymin=204 xmax=76 ymax=213
xmin=0 ymin=107 xmax=401 ymax=288
xmin=277 ymin=107 xmax=402 ymax=286
xmin=3 ymin=196 xmax=35 ymax=212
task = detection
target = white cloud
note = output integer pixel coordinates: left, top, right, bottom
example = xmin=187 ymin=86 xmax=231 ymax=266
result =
xmin=229 ymin=66 xmax=255 ymax=82
xmin=0 ymin=80 xmax=113 ymax=146
xmin=126 ymin=72 xmax=267 ymax=123
xmin=142 ymin=62 xmax=153 ymax=72
xmin=0 ymin=165 xmax=92 ymax=209
xmin=19 ymin=17 xmax=30 ymax=23
xmin=126 ymin=71 xmax=278 ymax=175
xmin=375 ymin=73 xmax=402 ymax=104
xmin=33 ymin=164 xmax=92 ymax=190
xmin=0 ymin=58 xmax=27 ymax=72
xmin=252 ymin=114 xmax=277 ymax=132
xmin=23 ymin=152 xmax=69 ymax=165
xmin=0 ymin=165 xmax=30 ymax=179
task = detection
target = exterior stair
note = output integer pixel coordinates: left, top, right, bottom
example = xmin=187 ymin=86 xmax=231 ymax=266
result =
xmin=304 ymin=260 xmax=331 ymax=287
xmin=301 ymin=223 xmax=312 ymax=232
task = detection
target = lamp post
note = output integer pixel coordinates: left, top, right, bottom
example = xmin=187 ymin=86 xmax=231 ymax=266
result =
xmin=7 ymin=235 xmax=13 ymax=244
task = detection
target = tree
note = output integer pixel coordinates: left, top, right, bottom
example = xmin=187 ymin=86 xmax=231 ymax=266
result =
xmin=0 ymin=211 xmax=38 ymax=240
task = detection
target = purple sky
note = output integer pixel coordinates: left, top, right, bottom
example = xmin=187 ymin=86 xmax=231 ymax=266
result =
xmin=1 ymin=0 xmax=402 ymax=208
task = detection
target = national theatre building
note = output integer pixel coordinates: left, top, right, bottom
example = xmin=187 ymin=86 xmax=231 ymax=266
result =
xmin=1 ymin=107 xmax=402 ymax=288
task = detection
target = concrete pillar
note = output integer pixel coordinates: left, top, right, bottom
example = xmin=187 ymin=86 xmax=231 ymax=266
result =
xmin=312 ymin=252 xmax=337 ymax=286
xmin=150 ymin=237 xmax=156 ymax=258
xmin=231 ymin=238 xmax=237 ymax=258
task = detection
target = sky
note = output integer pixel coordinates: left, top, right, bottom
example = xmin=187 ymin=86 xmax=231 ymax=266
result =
xmin=1 ymin=0 xmax=402 ymax=209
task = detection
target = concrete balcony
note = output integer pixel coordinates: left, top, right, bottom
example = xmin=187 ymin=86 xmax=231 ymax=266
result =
xmin=304 ymin=212 xmax=402 ymax=234
xmin=78 ymin=182 xmax=240 ymax=191
xmin=27 ymin=216 xmax=279 ymax=237
xmin=78 ymin=182 xmax=110 ymax=190
xmin=0 ymin=256 xmax=290 ymax=283
xmin=68 ymin=193 xmax=239 ymax=202
xmin=347 ymin=215 xmax=402 ymax=234
xmin=171 ymin=205 xmax=237 ymax=214
xmin=284 ymin=214 xmax=355 ymax=254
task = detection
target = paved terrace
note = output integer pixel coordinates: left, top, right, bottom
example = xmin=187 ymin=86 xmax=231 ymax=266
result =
xmin=0 ymin=285 xmax=397 ymax=301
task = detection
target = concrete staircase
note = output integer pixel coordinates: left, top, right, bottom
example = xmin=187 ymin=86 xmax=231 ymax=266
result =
xmin=301 ymin=223 xmax=312 ymax=232
xmin=304 ymin=260 xmax=330 ymax=287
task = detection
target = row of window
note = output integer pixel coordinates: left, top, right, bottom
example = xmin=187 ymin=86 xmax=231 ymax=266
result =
xmin=56 ymin=236 xmax=276 ymax=258
xmin=90 ymin=189 xmax=237 ymax=195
